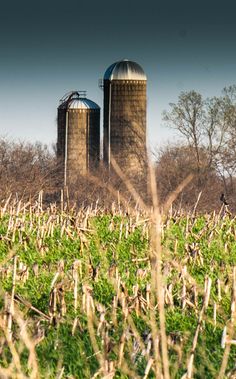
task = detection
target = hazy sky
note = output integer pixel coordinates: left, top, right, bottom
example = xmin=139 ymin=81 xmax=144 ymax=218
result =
xmin=1 ymin=0 xmax=236 ymax=152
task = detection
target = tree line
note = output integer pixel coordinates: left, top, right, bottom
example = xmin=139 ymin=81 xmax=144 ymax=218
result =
xmin=1 ymin=85 xmax=236 ymax=212
xmin=157 ymin=85 xmax=236 ymax=212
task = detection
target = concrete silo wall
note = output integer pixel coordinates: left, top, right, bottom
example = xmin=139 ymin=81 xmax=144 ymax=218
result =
xmin=57 ymin=108 xmax=100 ymax=184
xmin=104 ymin=79 xmax=147 ymax=175
xmin=67 ymin=110 xmax=88 ymax=180
xmin=103 ymin=81 xmax=110 ymax=165
xmin=88 ymin=110 xmax=100 ymax=171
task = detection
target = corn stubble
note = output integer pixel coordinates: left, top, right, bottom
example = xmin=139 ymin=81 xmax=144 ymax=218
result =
xmin=0 ymin=172 xmax=236 ymax=378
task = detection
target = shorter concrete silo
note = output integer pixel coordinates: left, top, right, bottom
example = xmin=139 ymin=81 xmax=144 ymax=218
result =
xmin=57 ymin=91 xmax=100 ymax=185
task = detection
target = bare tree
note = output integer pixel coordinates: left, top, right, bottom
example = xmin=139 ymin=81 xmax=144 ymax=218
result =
xmin=161 ymin=86 xmax=236 ymax=209
xmin=163 ymin=89 xmax=236 ymax=180
xmin=163 ymin=91 xmax=205 ymax=174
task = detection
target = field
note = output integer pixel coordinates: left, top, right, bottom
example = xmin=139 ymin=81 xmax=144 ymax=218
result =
xmin=0 ymin=197 xmax=236 ymax=378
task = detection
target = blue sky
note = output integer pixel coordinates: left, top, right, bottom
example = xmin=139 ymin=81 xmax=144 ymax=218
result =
xmin=0 ymin=0 xmax=236 ymax=152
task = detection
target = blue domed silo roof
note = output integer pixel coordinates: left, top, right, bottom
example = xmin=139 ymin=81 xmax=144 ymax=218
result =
xmin=66 ymin=98 xmax=100 ymax=110
xmin=104 ymin=59 xmax=147 ymax=81
xmin=59 ymin=92 xmax=100 ymax=110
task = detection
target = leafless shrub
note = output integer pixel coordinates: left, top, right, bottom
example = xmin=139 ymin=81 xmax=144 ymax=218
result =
xmin=0 ymin=137 xmax=57 ymax=201
xmin=155 ymin=143 xmax=224 ymax=212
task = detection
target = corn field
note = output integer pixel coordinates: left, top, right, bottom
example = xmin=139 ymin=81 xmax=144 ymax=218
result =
xmin=0 ymin=192 xmax=236 ymax=378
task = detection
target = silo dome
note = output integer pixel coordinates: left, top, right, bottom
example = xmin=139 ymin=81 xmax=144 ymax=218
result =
xmin=104 ymin=59 xmax=147 ymax=81
xmin=59 ymin=92 xmax=100 ymax=110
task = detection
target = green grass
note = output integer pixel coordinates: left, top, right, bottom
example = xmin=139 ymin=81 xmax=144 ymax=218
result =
xmin=0 ymin=207 xmax=236 ymax=378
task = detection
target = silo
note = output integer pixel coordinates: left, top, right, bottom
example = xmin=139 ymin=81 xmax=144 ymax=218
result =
xmin=103 ymin=59 xmax=147 ymax=176
xmin=57 ymin=91 xmax=100 ymax=185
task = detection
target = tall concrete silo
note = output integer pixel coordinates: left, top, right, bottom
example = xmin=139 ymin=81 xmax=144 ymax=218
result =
xmin=103 ymin=59 xmax=147 ymax=176
xmin=57 ymin=91 xmax=100 ymax=185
